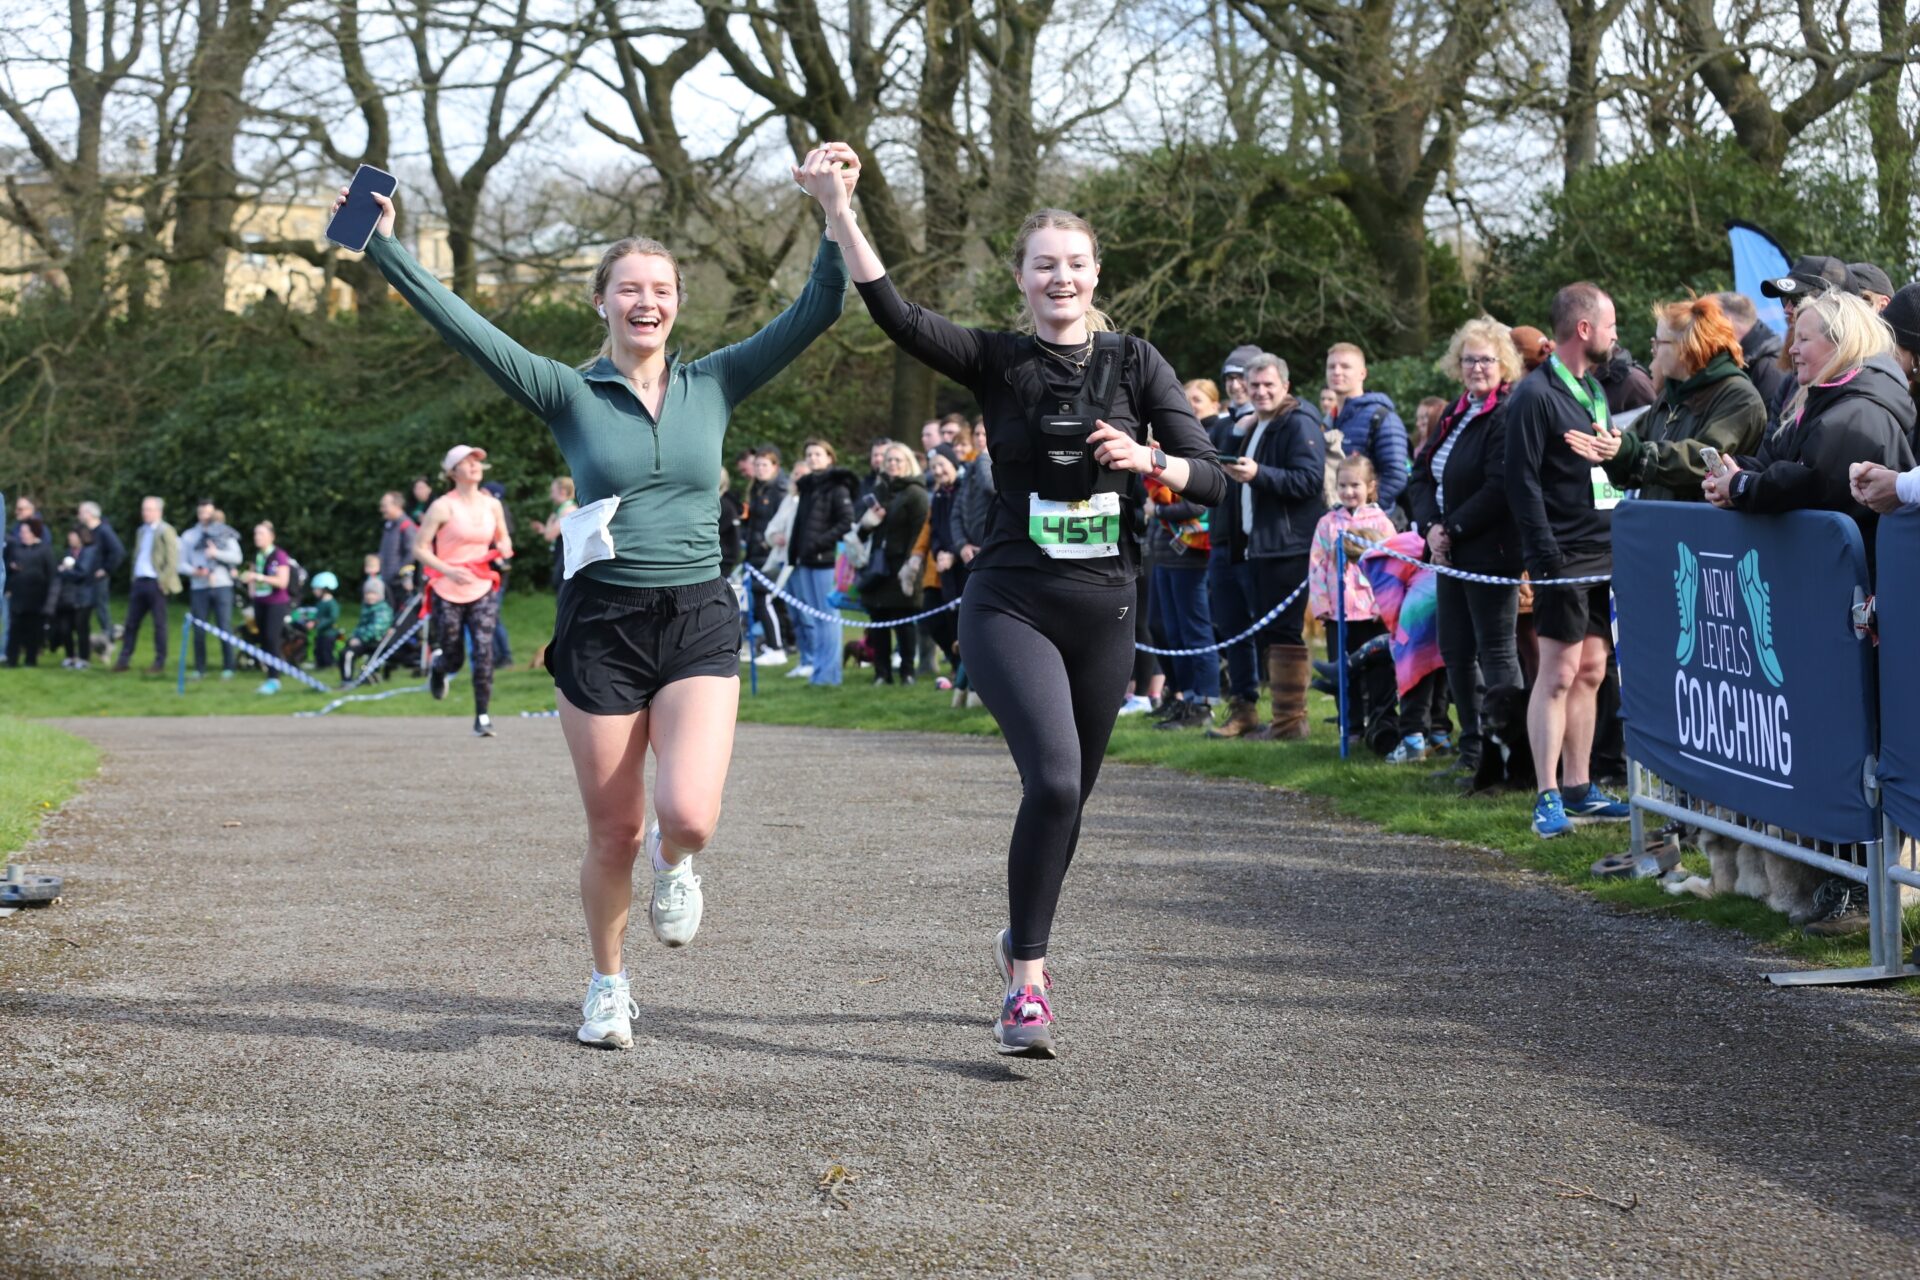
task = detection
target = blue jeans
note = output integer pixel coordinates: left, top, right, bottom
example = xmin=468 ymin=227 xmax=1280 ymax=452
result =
xmin=1152 ymin=565 xmax=1219 ymax=701
xmin=1207 ymin=553 xmax=1260 ymax=702
xmin=189 ymin=585 xmax=237 ymax=672
xmin=789 ymin=566 xmax=842 ymax=685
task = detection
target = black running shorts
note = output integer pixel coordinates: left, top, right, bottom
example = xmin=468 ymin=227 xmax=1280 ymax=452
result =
xmin=546 ymin=574 xmax=740 ymax=715
xmin=1531 ymin=553 xmax=1613 ymax=645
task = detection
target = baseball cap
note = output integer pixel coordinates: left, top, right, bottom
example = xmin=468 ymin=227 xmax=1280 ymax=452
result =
xmin=1883 ymin=284 xmax=1920 ymax=353
xmin=1760 ymin=255 xmax=1849 ymax=300
xmin=441 ymin=444 xmax=488 ymax=473
xmin=1848 ymin=261 xmax=1895 ymax=299
xmin=1221 ymin=344 xmax=1264 ymax=378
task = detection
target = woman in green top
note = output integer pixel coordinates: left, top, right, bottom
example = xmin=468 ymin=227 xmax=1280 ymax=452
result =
xmin=338 ymin=150 xmax=855 ymax=1051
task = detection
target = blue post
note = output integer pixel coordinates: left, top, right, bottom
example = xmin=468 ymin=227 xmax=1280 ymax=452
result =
xmin=744 ymin=572 xmax=759 ymax=697
xmin=176 ymin=616 xmax=190 ymax=694
xmin=1336 ymin=535 xmax=1349 ymax=760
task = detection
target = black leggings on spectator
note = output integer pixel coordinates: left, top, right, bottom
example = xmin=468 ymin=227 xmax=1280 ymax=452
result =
xmin=868 ymin=606 xmax=917 ymax=681
xmin=432 ymin=589 xmax=500 ymax=714
xmin=959 ymin=569 xmax=1135 ymax=962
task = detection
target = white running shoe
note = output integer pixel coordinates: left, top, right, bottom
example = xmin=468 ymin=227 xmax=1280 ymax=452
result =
xmin=785 ymin=663 xmax=814 ymax=679
xmin=758 ymin=647 xmax=787 ymax=665
xmin=1118 ymin=694 xmax=1155 ymax=716
xmin=647 ymin=824 xmax=704 ymax=947
xmin=578 ymin=972 xmax=638 ymax=1049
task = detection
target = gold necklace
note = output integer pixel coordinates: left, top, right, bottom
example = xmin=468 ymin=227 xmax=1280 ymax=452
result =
xmin=1040 ymin=339 xmax=1093 ymax=372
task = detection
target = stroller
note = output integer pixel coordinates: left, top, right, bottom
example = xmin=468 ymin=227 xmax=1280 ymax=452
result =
xmin=338 ymin=586 xmax=428 ymax=687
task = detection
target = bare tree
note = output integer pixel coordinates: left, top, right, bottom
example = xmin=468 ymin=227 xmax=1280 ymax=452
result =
xmin=1669 ymin=0 xmax=1920 ymax=172
xmin=168 ymin=0 xmax=298 ymax=311
xmin=403 ymin=0 xmax=593 ymax=297
xmin=1231 ymin=0 xmax=1503 ymax=355
xmin=0 ymin=0 xmax=152 ymax=316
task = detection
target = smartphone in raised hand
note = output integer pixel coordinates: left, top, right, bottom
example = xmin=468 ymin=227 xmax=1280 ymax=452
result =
xmin=325 ymin=164 xmax=399 ymax=252
xmin=1700 ymin=446 xmax=1726 ymax=477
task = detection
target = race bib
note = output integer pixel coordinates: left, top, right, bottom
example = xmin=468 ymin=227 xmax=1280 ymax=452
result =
xmin=559 ymin=496 xmax=620 ymax=579
xmin=1028 ymin=492 xmax=1121 ymax=559
xmin=1591 ymin=466 xmax=1624 ymax=512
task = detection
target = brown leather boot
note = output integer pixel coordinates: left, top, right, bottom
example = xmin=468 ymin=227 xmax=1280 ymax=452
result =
xmin=1247 ymin=644 xmax=1311 ymax=741
xmin=1205 ymin=697 xmax=1261 ymax=739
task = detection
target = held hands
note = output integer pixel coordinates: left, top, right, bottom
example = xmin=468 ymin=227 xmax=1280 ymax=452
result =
xmin=1563 ymin=426 xmax=1622 ymax=463
xmin=1089 ymin=421 xmax=1150 ymax=473
xmin=791 ymin=142 xmax=859 ymax=217
xmin=332 ymin=185 xmax=396 ymax=240
xmin=1702 ymin=455 xmax=1740 ymax=509
xmin=1851 ymin=461 xmax=1904 ymax=514
xmin=1425 ymin=524 xmax=1451 ymax=566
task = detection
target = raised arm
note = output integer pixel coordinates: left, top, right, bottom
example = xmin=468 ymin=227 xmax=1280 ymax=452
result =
xmin=804 ymin=142 xmax=994 ymax=388
xmin=695 ymin=235 xmax=848 ymax=407
xmin=346 ymin=189 xmax=581 ymax=422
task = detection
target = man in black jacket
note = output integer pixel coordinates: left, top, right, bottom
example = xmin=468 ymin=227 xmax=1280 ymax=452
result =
xmin=77 ymin=500 xmax=123 ymax=642
xmin=1715 ymin=292 xmax=1792 ymax=420
xmin=1505 ymin=283 xmax=1633 ymax=838
xmin=1205 ymin=353 xmax=1327 ymax=741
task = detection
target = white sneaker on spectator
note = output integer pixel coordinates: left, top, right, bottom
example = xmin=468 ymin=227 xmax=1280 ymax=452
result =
xmin=1118 ymin=694 xmax=1155 ymax=716
xmin=785 ymin=663 xmax=814 ymax=679
xmin=577 ymin=972 xmax=638 ymax=1050
xmin=648 ymin=824 xmax=704 ymax=947
xmin=758 ymin=647 xmax=787 ymax=665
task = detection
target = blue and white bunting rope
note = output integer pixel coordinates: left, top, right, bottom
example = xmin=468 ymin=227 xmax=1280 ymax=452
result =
xmin=185 ymin=615 xmax=332 ymax=692
xmin=294 ymin=682 xmax=432 ymax=718
xmin=742 ymin=564 xmax=963 ymax=629
xmin=1342 ymin=532 xmax=1614 ymax=586
xmin=1136 ymin=576 xmax=1311 ymax=656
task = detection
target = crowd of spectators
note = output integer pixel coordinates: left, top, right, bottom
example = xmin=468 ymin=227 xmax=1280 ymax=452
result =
xmin=11 ymin=252 xmax=1920 ymax=863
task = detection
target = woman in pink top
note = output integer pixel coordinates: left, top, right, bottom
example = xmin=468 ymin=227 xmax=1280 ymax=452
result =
xmin=414 ymin=445 xmax=514 ymax=736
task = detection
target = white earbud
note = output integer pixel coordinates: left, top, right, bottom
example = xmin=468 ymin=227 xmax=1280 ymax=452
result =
xmin=596 ymin=304 xmax=606 ymax=319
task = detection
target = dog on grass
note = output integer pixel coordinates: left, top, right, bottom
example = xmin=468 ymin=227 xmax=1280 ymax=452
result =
xmin=1473 ymin=684 xmax=1536 ymax=794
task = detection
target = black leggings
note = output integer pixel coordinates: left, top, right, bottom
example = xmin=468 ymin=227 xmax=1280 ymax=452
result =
xmin=960 ymin=569 xmax=1135 ymax=961
xmin=432 ymin=589 xmax=500 ymax=714
xmin=868 ymin=606 xmax=916 ymax=681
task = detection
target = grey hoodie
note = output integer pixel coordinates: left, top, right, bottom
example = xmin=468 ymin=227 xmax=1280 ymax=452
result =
xmin=179 ymin=520 xmax=243 ymax=590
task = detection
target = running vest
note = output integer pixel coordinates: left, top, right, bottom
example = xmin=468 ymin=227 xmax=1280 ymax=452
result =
xmin=1005 ymin=332 xmax=1136 ymax=503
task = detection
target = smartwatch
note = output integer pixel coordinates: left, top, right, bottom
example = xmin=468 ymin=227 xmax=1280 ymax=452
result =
xmin=1146 ymin=447 xmax=1168 ymax=482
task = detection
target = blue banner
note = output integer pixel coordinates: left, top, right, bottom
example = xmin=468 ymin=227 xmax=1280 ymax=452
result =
xmin=1727 ymin=220 xmax=1791 ymax=338
xmin=1876 ymin=513 xmax=1920 ymax=835
xmin=1614 ymin=502 xmax=1877 ymax=843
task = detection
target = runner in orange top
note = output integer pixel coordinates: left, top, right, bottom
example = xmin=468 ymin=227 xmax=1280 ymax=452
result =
xmin=415 ymin=444 xmax=513 ymax=736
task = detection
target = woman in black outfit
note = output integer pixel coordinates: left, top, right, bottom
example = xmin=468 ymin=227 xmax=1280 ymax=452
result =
xmin=855 ymin=442 xmax=929 ymax=683
xmin=816 ymin=142 xmax=1228 ymax=1058
xmin=4 ymin=516 xmax=53 ymax=666
xmin=922 ymin=444 xmax=966 ymax=673
xmin=1405 ymin=318 xmax=1525 ymax=784
xmin=788 ymin=439 xmax=858 ymax=685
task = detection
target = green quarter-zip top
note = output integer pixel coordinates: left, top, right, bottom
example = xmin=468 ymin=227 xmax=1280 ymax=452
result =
xmin=366 ymin=231 xmax=848 ymax=588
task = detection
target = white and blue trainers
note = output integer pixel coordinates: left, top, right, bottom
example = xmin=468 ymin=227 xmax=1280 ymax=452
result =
xmin=647 ymin=824 xmax=704 ymax=947
xmin=578 ymin=972 xmax=638 ymax=1050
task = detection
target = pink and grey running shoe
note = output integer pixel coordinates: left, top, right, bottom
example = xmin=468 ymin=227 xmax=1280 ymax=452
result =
xmin=993 ymin=928 xmax=1054 ymax=1010
xmin=994 ymin=984 xmax=1058 ymax=1058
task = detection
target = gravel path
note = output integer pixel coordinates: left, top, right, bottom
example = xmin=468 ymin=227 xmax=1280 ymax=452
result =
xmin=3 ymin=716 xmax=1919 ymax=1277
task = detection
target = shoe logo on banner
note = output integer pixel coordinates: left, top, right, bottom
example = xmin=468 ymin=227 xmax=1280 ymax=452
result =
xmin=1671 ymin=539 xmax=1792 ymax=782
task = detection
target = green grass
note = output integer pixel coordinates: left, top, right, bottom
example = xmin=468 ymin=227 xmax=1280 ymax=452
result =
xmin=0 ymin=717 xmax=99 ymax=867
xmin=4 ymin=590 xmax=1911 ymax=976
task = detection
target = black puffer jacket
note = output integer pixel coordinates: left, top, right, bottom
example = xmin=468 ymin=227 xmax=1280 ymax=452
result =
xmin=861 ymin=474 xmax=929 ymax=611
xmin=791 ymin=467 xmax=858 ymax=568
xmin=1407 ymin=384 xmax=1520 ymax=575
xmin=1731 ymin=353 xmax=1918 ymax=560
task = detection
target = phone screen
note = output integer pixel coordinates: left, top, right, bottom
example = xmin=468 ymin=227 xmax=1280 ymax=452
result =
xmin=325 ymin=164 xmax=400 ymax=252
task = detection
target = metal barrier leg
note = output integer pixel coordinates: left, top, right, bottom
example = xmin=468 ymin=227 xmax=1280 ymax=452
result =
xmin=1627 ymin=757 xmax=1645 ymax=863
xmin=1765 ymin=827 xmax=1919 ymax=987
xmin=744 ymin=573 xmax=758 ymax=697
xmin=176 ymin=616 xmax=190 ymax=695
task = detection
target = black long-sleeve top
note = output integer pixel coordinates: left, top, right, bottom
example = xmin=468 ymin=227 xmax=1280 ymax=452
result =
xmin=855 ymin=275 xmax=1227 ymax=585
xmin=1503 ymin=362 xmax=1612 ymax=574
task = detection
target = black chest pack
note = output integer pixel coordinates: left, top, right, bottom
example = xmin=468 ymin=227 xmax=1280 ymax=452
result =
xmin=1006 ymin=332 xmax=1137 ymax=502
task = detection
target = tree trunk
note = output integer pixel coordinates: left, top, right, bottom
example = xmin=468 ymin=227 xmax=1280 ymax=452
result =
xmin=1870 ymin=0 xmax=1914 ymax=266
xmin=1562 ymin=8 xmax=1600 ymax=179
xmin=1344 ymin=192 xmax=1430 ymax=356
